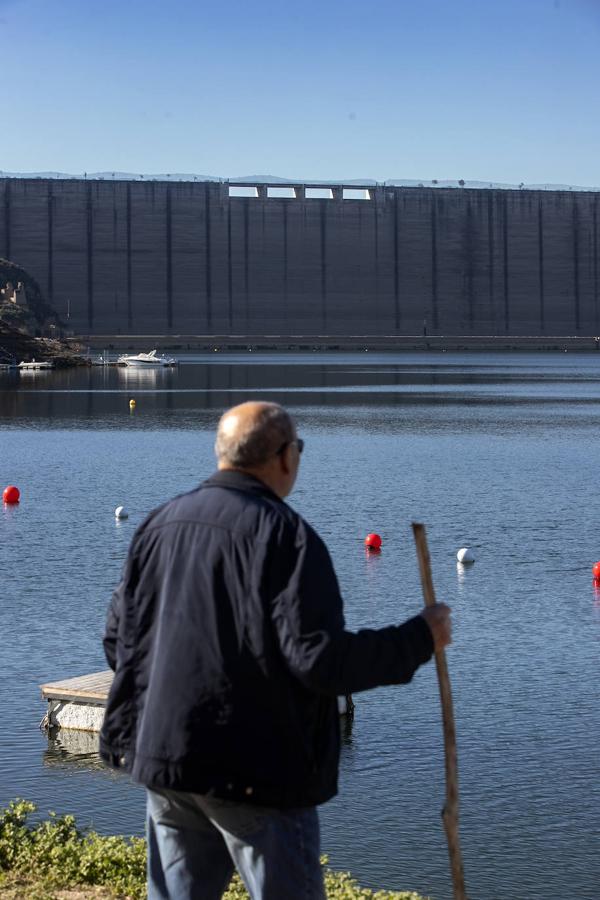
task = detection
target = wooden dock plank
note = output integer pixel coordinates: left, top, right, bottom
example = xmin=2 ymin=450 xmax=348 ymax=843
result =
xmin=40 ymin=670 xmax=113 ymax=704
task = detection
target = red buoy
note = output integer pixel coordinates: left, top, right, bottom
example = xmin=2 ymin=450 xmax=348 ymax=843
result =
xmin=365 ymin=533 xmax=382 ymax=550
xmin=592 ymin=561 xmax=600 ymax=580
xmin=3 ymin=485 xmax=20 ymax=504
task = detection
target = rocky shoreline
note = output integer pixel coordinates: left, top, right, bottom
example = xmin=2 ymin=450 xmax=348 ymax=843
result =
xmin=0 ymin=323 xmax=88 ymax=367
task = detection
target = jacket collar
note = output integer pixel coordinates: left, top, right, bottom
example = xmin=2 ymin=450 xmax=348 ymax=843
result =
xmin=202 ymin=469 xmax=283 ymax=503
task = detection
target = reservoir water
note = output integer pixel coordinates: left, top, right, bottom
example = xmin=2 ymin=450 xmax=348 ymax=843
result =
xmin=1 ymin=352 xmax=599 ymax=900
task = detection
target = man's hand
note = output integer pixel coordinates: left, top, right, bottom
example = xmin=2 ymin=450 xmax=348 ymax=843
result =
xmin=420 ymin=603 xmax=452 ymax=652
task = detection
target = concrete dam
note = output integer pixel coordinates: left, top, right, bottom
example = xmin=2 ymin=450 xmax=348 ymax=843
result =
xmin=1 ymin=177 xmax=599 ymax=337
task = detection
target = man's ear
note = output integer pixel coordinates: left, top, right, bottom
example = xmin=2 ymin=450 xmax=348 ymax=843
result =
xmin=280 ymin=443 xmax=295 ymax=474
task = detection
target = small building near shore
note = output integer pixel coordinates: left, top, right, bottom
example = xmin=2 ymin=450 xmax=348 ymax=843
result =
xmin=0 ymin=280 xmax=28 ymax=308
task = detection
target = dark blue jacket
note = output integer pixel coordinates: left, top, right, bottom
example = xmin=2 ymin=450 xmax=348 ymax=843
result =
xmin=99 ymin=470 xmax=433 ymax=808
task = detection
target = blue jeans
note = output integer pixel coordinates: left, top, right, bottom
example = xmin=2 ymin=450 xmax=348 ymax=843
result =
xmin=146 ymin=787 xmax=326 ymax=900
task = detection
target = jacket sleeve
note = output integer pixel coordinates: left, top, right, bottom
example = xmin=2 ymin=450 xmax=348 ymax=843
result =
xmin=102 ymin=532 xmax=143 ymax=671
xmin=269 ymin=519 xmax=434 ymax=696
xmin=103 ymin=581 xmax=124 ymax=671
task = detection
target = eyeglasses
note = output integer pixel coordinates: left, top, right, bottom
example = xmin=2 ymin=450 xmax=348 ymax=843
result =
xmin=275 ymin=438 xmax=304 ymax=456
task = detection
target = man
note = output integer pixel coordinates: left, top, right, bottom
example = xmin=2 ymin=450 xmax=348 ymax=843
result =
xmin=100 ymin=401 xmax=452 ymax=900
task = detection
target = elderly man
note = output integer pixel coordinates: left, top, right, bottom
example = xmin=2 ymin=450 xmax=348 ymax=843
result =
xmin=100 ymin=401 xmax=451 ymax=900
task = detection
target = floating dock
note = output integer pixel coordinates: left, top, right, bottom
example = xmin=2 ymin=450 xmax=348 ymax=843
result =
xmin=40 ymin=670 xmax=353 ymax=732
xmin=18 ymin=360 xmax=55 ymax=370
xmin=40 ymin=670 xmax=113 ymax=732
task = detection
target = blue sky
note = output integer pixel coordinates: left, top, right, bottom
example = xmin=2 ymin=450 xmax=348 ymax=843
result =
xmin=2 ymin=0 xmax=599 ymax=184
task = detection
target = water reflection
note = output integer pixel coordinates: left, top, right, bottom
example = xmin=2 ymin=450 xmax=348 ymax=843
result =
xmin=364 ymin=547 xmax=382 ymax=561
xmin=456 ymin=561 xmax=474 ymax=591
xmin=2 ymin=503 xmax=20 ymax=522
xmin=16 ymin=369 xmax=53 ymax=378
xmin=4 ymin=352 xmax=600 ymax=425
xmin=44 ymin=730 xmax=106 ymax=771
xmin=117 ymin=367 xmax=173 ymax=387
xmin=340 ymin=714 xmax=355 ymax=746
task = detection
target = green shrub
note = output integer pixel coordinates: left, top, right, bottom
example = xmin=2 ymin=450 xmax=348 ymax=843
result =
xmin=0 ymin=800 xmax=427 ymax=899
xmin=0 ymin=801 xmax=145 ymax=899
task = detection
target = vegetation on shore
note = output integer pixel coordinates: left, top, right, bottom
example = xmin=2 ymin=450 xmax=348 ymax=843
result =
xmin=0 ymin=801 xmax=428 ymax=899
xmin=0 ymin=258 xmax=60 ymax=333
xmin=0 ymin=321 xmax=86 ymax=366
xmin=0 ymin=258 xmax=86 ymax=365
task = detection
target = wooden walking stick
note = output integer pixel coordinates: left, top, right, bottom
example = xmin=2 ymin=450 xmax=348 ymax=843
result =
xmin=412 ymin=522 xmax=467 ymax=900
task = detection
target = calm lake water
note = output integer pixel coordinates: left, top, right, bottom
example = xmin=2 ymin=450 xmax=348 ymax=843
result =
xmin=1 ymin=352 xmax=599 ymax=900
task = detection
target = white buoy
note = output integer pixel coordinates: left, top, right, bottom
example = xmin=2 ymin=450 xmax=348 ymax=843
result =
xmin=457 ymin=547 xmax=475 ymax=564
xmin=115 ymin=506 xmax=129 ymax=520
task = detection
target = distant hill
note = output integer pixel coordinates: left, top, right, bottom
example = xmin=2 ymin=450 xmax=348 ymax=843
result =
xmin=1 ymin=172 xmax=598 ymax=191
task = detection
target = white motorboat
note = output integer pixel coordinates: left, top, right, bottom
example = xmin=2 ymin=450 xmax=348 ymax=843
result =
xmin=117 ymin=350 xmax=178 ymax=368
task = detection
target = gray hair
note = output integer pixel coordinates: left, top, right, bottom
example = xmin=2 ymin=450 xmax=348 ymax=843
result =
xmin=215 ymin=403 xmax=295 ymax=468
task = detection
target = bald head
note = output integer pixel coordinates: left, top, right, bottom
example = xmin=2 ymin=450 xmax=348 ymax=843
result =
xmin=215 ymin=402 xmax=295 ymax=469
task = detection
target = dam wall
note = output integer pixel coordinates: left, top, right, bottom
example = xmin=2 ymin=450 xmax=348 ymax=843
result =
xmin=1 ymin=177 xmax=599 ymax=336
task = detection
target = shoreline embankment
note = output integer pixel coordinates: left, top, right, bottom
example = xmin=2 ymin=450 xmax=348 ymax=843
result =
xmin=0 ymin=323 xmax=86 ymax=366
xmin=78 ymin=334 xmax=600 ymax=353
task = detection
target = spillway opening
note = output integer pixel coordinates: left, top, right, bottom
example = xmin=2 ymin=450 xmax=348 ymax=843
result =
xmin=228 ymin=186 xmax=259 ymax=198
xmin=343 ymin=188 xmax=372 ymax=200
xmin=305 ymin=188 xmax=333 ymax=199
xmin=267 ymin=187 xmax=297 ymax=199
